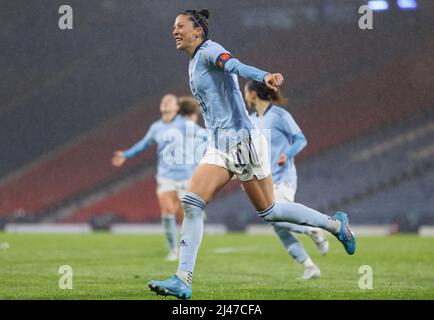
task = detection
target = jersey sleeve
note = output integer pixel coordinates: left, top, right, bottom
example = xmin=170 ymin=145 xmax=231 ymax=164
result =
xmin=123 ymin=123 xmax=157 ymax=159
xmin=201 ymin=42 xmax=232 ymax=68
xmin=224 ymin=58 xmax=269 ymax=83
xmin=278 ymin=112 xmax=307 ymax=159
xmin=201 ymin=42 xmax=269 ymax=83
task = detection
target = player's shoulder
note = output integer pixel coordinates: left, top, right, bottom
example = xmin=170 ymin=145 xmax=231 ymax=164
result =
xmin=152 ymin=117 xmax=173 ymax=131
xmin=199 ymin=40 xmax=229 ymax=57
xmin=175 ymin=115 xmax=192 ymax=129
xmin=179 ymin=117 xmax=202 ymax=130
xmin=203 ymin=39 xmax=225 ymax=51
xmin=175 ymin=114 xmax=185 ymax=122
xmin=181 ymin=117 xmax=195 ymax=127
xmin=269 ymin=105 xmax=293 ymax=119
xmin=270 ymin=105 xmax=287 ymax=115
xmin=150 ymin=119 xmax=162 ymax=129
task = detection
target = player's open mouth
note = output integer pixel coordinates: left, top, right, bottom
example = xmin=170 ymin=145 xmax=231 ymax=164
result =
xmin=175 ymin=37 xmax=182 ymax=45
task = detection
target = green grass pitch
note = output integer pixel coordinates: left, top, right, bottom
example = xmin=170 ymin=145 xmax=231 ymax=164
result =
xmin=0 ymin=232 xmax=433 ymax=299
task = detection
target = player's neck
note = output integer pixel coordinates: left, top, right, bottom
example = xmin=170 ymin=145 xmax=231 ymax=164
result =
xmin=186 ymin=38 xmax=206 ymax=58
xmin=255 ymin=100 xmax=271 ymax=117
xmin=162 ymin=112 xmax=177 ymax=123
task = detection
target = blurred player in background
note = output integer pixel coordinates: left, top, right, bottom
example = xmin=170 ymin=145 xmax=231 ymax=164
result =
xmin=178 ymin=96 xmax=200 ymax=123
xmin=149 ymin=8 xmax=356 ymax=299
xmin=112 ymin=94 xmax=207 ymax=261
xmin=246 ymin=80 xmax=329 ymax=280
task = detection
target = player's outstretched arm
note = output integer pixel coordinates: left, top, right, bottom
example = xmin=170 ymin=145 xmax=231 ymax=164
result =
xmin=111 ymin=125 xmax=157 ymax=167
xmin=223 ymin=58 xmax=284 ymax=90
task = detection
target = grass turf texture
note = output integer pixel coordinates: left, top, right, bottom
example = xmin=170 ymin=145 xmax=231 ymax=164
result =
xmin=0 ymin=232 xmax=433 ymax=300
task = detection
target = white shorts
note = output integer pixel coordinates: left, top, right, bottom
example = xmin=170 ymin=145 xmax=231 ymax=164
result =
xmin=273 ymin=181 xmax=297 ymax=203
xmin=156 ymin=177 xmax=189 ymax=199
xmin=200 ymin=134 xmax=271 ymax=182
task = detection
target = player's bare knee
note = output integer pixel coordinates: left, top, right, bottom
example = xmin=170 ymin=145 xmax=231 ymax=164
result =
xmin=161 ymin=201 xmax=177 ymax=215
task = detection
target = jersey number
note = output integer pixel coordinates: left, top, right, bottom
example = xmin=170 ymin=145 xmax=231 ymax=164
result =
xmin=190 ymin=80 xmax=207 ymax=113
xmin=194 ymin=92 xmax=207 ymax=113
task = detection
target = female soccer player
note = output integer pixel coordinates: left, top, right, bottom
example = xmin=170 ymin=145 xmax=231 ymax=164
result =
xmin=148 ymin=9 xmax=355 ymax=299
xmin=246 ymin=80 xmax=329 ymax=280
xmin=112 ymin=94 xmax=207 ymax=261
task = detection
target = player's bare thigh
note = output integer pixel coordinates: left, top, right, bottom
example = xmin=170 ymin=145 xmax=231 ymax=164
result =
xmin=157 ymin=191 xmax=181 ymax=215
xmin=188 ymin=164 xmax=233 ymax=203
xmin=241 ymin=175 xmax=275 ymax=211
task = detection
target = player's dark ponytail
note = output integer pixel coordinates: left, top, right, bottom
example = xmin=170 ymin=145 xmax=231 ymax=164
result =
xmin=247 ymin=80 xmax=288 ymax=106
xmin=199 ymin=9 xmax=210 ymax=19
xmin=180 ymin=9 xmax=210 ymax=38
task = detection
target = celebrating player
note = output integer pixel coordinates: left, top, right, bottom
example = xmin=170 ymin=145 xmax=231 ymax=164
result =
xmin=112 ymin=94 xmax=207 ymax=261
xmin=246 ymin=80 xmax=329 ymax=280
xmin=148 ymin=9 xmax=356 ymax=299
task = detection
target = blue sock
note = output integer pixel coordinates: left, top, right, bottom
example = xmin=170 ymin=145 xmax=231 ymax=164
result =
xmin=161 ymin=215 xmax=177 ymax=251
xmin=272 ymin=222 xmax=311 ymax=235
xmin=259 ymin=202 xmax=337 ymax=233
xmin=177 ymin=192 xmax=207 ymax=273
xmin=273 ymin=224 xmax=308 ymax=264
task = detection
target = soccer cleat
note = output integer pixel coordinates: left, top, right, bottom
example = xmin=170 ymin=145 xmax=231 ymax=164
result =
xmin=148 ymin=275 xmax=192 ymax=300
xmin=299 ymin=265 xmax=321 ymax=280
xmin=309 ymin=228 xmax=329 ymax=256
xmin=333 ymin=211 xmax=356 ymax=255
xmin=165 ymin=249 xmax=179 ymax=262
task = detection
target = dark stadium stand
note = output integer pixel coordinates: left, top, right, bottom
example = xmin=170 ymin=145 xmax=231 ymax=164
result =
xmin=57 ymin=106 xmax=434 ymax=224
xmin=347 ymin=170 xmax=434 ymax=225
xmin=61 ymin=176 xmax=161 ymax=223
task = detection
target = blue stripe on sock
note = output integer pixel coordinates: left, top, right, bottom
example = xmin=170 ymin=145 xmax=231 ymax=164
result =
xmin=182 ymin=198 xmax=204 ymax=209
xmin=182 ymin=193 xmax=207 ymax=210
xmin=257 ymin=203 xmax=275 ymax=217
xmin=182 ymin=196 xmax=205 ymax=208
xmin=186 ymin=193 xmax=207 ymax=207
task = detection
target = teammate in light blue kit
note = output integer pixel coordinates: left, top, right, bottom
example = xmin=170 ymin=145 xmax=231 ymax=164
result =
xmin=112 ymin=94 xmax=207 ymax=261
xmin=246 ymin=80 xmax=329 ymax=280
xmin=149 ymin=9 xmax=356 ymax=299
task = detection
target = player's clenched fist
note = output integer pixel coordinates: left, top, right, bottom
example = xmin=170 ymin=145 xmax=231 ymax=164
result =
xmin=278 ymin=154 xmax=288 ymax=166
xmin=264 ymin=73 xmax=284 ymax=91
xmin=112 ymin=151 xmax=126 ymax=167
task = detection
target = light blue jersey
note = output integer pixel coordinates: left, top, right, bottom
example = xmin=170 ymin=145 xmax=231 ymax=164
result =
xmin=123 ymin=115 xmax=208 ymax=180
xmin=250 ymin=105 xmax=307 ymax=185
xmin=188 ymin=39 xmax=270 ymax=150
